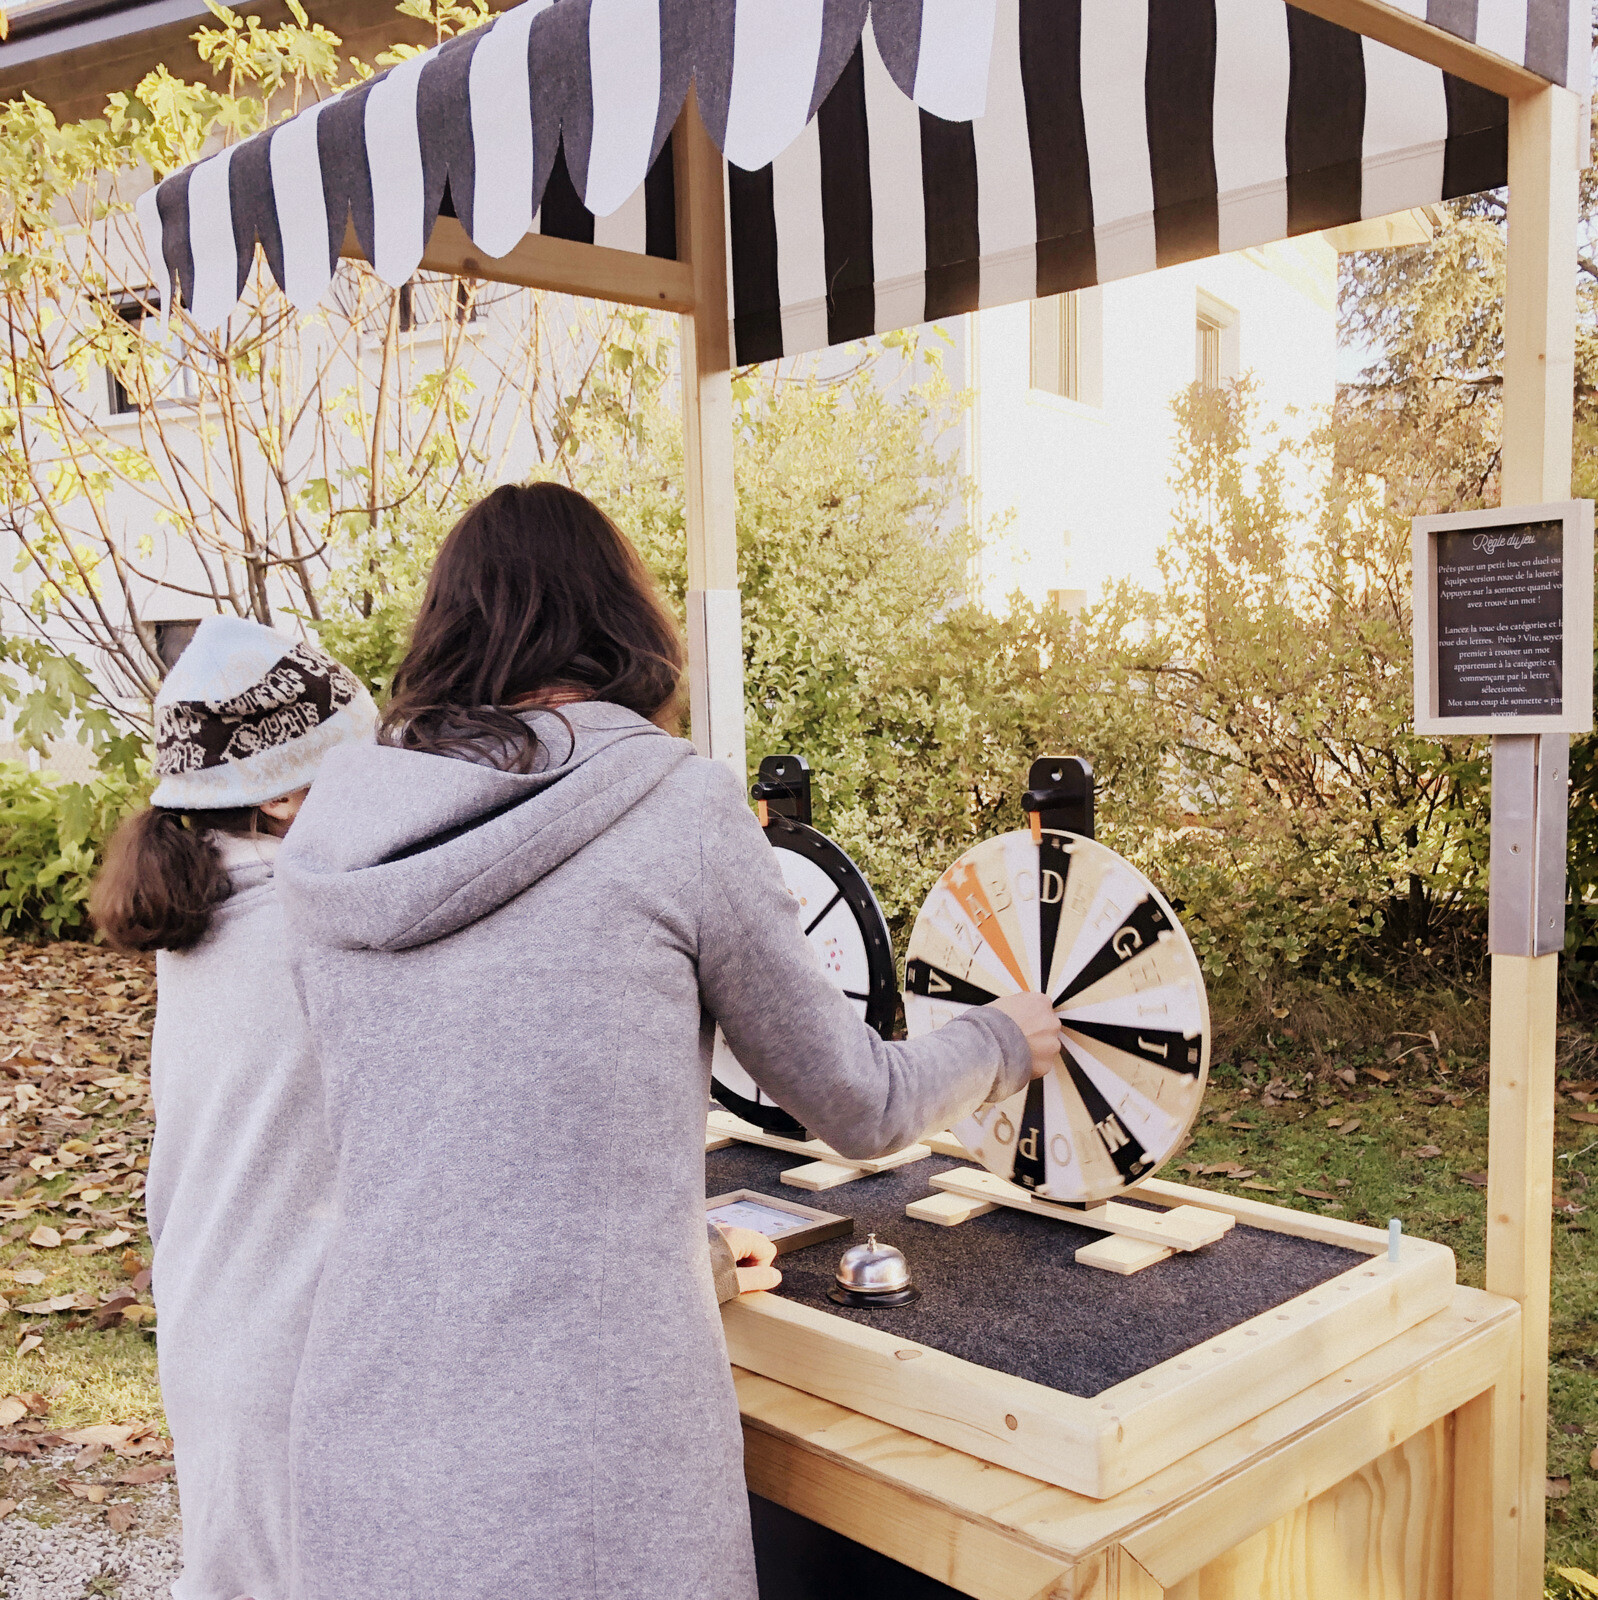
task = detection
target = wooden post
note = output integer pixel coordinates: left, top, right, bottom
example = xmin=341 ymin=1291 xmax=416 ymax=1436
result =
xmin=675 ymin=93 xmax=747 ymax=778
xmin=1489 ymin=81 xmax=1580 ymax=1600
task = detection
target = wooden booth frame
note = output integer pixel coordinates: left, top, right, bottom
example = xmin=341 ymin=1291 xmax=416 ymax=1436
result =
xmin=357 ymin=41 xmax=1578 ymax=1600
xmin=106 ymin=0 xmax=1585 ymax=1591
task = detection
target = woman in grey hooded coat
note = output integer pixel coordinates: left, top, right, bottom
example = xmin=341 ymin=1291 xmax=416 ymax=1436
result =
xmin=276 ymin=484 xmax=1060 ymax=1600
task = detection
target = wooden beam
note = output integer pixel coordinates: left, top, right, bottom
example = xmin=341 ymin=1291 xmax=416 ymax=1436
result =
xmin=1502 ymin=90 xmax=1580 ymax=507
xmin=742 ymin=1420 xmax=1073 ymax=1600
xmin=675 ymin=91 xmax=747 ymax=776
xmin=1452 ymin=1376 xmax=1519 ymax=1600
xmin=1489 ymin=82 xmax=1580 ymax=1600
xmin=338 ymin=215 xmax=695 ymax=312
xmin=1285 ymin=0 xmax=1551 ymax=98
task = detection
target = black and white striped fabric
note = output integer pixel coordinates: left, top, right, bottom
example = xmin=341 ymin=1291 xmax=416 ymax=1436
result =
xmin=727 ymin=0 xmax=1519 ymax=362
xmin=139 ymin=0 xmax=1566 ymax=359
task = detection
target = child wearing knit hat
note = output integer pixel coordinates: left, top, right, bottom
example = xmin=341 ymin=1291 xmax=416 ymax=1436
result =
xmin=95 ymin=615 xmax=377 ymax=950
xmin=90 ymin=616 xmax=375 ymax=1600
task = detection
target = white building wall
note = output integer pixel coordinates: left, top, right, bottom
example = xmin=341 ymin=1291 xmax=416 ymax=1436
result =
xmin=962 ymin=236 xmax=1338 ymax=609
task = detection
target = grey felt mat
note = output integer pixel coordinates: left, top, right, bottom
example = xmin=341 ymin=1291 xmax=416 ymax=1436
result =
xmin=707 ymin=1143 xmax=1365 ymax=1397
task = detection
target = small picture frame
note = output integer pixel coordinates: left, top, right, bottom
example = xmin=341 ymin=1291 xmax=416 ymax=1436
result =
xmin=1411 ymin=500 xmax=1594 ymax=735
xmin=706 ymin=1189 xmax=853 ymax=1256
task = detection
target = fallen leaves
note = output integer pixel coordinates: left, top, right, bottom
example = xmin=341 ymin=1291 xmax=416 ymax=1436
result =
xmin=1568 ymin=1110 xmax=1598 ymax=1126
xmin=59 ymin=1479 xmax=107 ymax=1503
xmin=1460 ymin=1171 xmax=1489 ymax=1190
xmin=0 ymin=1395 xmax=43 ymax=1429
xmin=1240 ymin=1180 xmax=1280 ymax=1192
xmin=1546 ymin=1475 xmax=1572 ymax=1499
xmin=90 ymin=1288 xmax=154 ymax=1330
xmin=15 ymin=1335 xmax=41 ymax=1357
xmin=114 ymin=1460 xmax=173 ymax=1485
xmin=58 ymin=1423 xmax=170 ymax=1459
xmin=1591 ymin=1445 xmax=1598 ymax=1472
xmin=1296 ymin=1187 xmax=1337 ymax=1200
xmin=107 ymin=1504 xmax=135 ymax=1533
xmin=14 ymin=1294 xmax=78 ymax=1316
xmin=1411 ymin=1146 xmax=1443 ymax=1160
xmin=26 ymin=1225 xmax=59 ymax=1249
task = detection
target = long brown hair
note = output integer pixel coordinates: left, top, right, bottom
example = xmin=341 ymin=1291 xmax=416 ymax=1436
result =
xmin=91 ymin=806 xmax=262 ymax=954
xmin=381 ymin=482 xmax=684 ymax=771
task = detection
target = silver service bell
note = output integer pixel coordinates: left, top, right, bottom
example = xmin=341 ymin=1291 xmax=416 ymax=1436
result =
xmin=827 ymin=1232 xmax=921 ymax=1308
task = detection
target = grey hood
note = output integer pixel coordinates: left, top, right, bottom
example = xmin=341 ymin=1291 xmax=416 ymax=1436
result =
xmin=276 ymin=702 xmax=695 ymax=951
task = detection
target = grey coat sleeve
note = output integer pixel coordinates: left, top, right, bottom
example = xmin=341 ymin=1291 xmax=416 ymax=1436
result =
xmin=707 ymin=1224 xmax=740 ymax=1305
xmin=695 ymin=763 xmax=1032 ymax=1161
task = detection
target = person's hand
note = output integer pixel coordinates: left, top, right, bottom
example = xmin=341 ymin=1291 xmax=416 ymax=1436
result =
xmin=718 ymin=1226 xmax=782 ymax=1294
xmin=987 ymin=992 xmax=1064 ymax=1078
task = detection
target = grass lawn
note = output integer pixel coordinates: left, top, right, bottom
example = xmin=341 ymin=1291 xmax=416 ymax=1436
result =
xmin=0 ymin=939 xmax=1593 ymax=1589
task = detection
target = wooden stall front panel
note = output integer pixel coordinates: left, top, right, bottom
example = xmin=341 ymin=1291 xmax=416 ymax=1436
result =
xmin=1164 ymin=1419 xmax=1452 ymax=1600
xmin=724 ymin=1180 xmax=1456 ymax=1499
xmin=735 ymin=1287 xmax=1518 ymax=1600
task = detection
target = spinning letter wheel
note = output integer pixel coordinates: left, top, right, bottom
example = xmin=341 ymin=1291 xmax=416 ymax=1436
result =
xmin=904 ymin=822 xmax=1209 ymax=1203
xmin=711 ymin=811 xmax=897 ymax=1137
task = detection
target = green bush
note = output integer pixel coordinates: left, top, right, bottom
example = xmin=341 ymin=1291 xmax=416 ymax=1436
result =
xmin=0 ymin=763 xmax=143 ymax=938
xmin=315 ymin=331 xmax=1503 ymax=1000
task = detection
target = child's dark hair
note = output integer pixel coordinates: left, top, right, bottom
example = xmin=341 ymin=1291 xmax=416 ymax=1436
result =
xmin=91 ymin=806 xmax=262 ymax=954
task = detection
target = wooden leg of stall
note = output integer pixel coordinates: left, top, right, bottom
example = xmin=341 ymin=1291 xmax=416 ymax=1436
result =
xmin=676 ymin=93 xmax=747 ymax=780
xmin=1491 ymin=82 xmax=1580 ymax=1600
xmin=1453 ymin=1374 xmax=1520 ymax=1600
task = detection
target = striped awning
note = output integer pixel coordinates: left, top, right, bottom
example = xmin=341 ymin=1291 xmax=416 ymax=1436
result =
xmin=139 ymin=0 xmax=1581 ymax=364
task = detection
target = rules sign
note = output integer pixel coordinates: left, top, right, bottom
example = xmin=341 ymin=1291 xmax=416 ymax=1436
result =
xmin=1412 ymin=501 xmax=1593 ymax=736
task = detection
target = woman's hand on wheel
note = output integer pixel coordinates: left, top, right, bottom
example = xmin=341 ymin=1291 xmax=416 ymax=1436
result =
xmin=986 ymin=992 xmax=1064 ymax=1078
xmin=719 ymin=1226 xmax=782 ymax=1294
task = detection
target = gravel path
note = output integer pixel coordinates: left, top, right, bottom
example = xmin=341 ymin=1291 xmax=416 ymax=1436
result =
xmin=0 ymin=1447 xmax=180 ymax=1600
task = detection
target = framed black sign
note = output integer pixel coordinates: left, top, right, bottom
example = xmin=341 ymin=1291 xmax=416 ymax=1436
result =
xmin=1412 ymin=501 xmax=1593 ymax=735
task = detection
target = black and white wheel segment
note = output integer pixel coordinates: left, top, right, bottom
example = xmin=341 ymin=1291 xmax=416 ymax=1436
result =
xmin=904 ymin=830 xmax=1209 ymax=1204
xmin=711 ymin=816 xmax=898 ymax=1136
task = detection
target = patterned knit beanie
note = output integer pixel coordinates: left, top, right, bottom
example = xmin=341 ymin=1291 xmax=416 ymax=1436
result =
xmin=150 ymin=616 xmax=377 ymax=810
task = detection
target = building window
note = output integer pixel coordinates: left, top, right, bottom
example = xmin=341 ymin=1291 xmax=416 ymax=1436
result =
xmin=106 ymin=297 xmax=207 ymax=414
xmin=1030 ymin=293 xmax=1080 ymax=400
xmin=1194 ymin=289 xmax=1239 ymax=389
xmin=106 ymin=302 xmax=145 ymax=415
xmin=1196 ymin=315 xmax=1223 ymax=389
xmin=152 ymin=620 xmax=202 ymax=673
xmin=397 ymin=276 xmax=477 ymax=334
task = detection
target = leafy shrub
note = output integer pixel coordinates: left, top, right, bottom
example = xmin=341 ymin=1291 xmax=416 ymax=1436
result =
xmin=0 ymin=763 xmax=143 ymax=938
xmin=316 ymin=332 xmax=1500 ymax=1000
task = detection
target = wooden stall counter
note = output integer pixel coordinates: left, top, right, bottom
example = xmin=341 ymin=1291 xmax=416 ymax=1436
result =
xmin=734 ymin=1286 xmax=1518 ymax=1600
